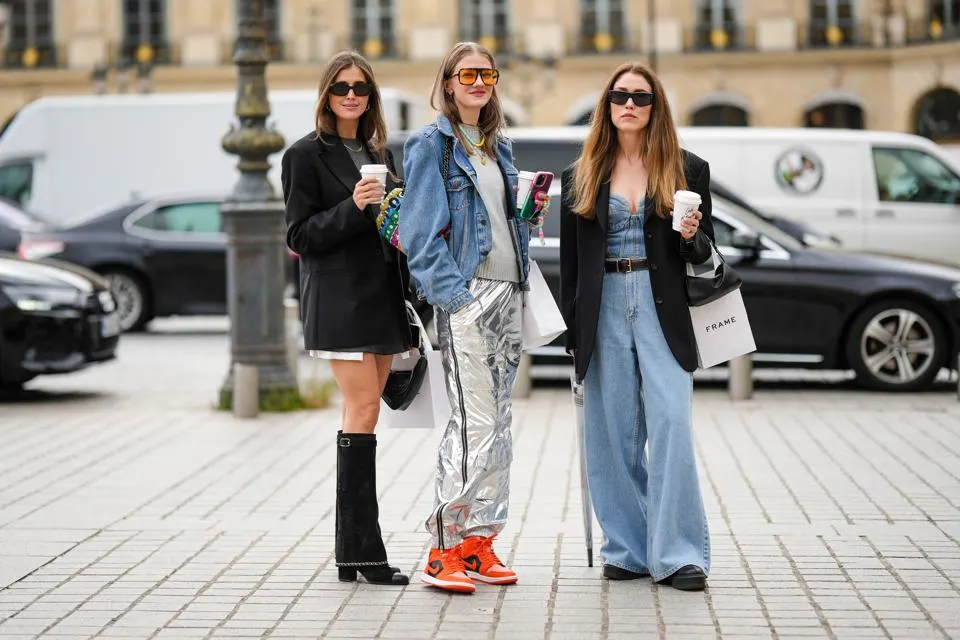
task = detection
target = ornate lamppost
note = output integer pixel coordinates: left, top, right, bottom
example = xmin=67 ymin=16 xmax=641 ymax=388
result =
xmin=218 ymin=0 xmax=299 ymax=410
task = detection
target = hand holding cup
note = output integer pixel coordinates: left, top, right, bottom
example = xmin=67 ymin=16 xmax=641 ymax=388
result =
xmin=353 ymin=177 xmax=385 ymax=210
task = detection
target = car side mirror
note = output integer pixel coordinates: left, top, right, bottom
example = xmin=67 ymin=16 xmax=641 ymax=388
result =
xmin=731 ymin=229 xmax=762 ymax=256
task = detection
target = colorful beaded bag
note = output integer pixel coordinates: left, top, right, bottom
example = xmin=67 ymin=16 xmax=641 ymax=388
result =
xmin=375 ymin=137 xmax=452 ymax=252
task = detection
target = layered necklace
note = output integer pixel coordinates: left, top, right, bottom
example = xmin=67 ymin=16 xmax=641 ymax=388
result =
xmin=459 ymin=124 xmax=488 ymax=165
xmin=342 ymin=138 xmax=363 ymax=153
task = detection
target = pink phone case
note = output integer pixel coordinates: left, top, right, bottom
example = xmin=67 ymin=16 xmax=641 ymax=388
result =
xmin=519 ymin=171 xmax=554 ymax=221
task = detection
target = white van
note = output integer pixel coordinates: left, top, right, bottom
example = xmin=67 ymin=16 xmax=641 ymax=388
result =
xmin=677 ymin=127 xmax=960 ymax=267
xmin=489 ymin=126 xmax=960 ymax=267
xmin=0 ymin=89 xmax=427 ymax=225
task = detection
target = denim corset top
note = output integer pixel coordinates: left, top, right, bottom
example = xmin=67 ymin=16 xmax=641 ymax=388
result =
xmin=606 ymin=194 xmax=647 ymax=260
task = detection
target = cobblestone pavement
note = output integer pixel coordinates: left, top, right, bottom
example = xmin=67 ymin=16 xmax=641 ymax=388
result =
xmin=1 ymin=327 xmax=959 ymax=639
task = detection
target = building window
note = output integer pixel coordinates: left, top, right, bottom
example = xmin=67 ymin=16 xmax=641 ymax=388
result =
xmin=2 ymin=0 xmax=56 ymax=69
xmin=351 ymin=0 xmax=396 ymax=58
xmin=914 ymin=87 xmax=960 ymax=141
xmin=928 ymin=0 xmax=960 ymax=40
xmin=691 ymin=104 xmax=750 ymax=126
xmin=693 ymin=0 xmax=740 ymax=50
xmin=122 ymin=0 xmax=169 ymax=65
xmin=804 ymin=102 xmax=864 ymax=129
xmin=579 ymin=0 xmax=627 ymax=53
xmin=808 ymin=0 xmax=856 ymax=47
xmin=460 ymin=0 xmax=511 ymax=54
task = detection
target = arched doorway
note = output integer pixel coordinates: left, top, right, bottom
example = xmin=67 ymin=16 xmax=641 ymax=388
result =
xmin=803 ymin=90 xmax=865 ymax=129
xmin=912 ymin=86 xmax=960 ymax=141
xmin=690 ymin=104 xmax=750 ymax=126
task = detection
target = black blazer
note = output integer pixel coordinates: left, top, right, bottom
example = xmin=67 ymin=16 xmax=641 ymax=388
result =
xmin=282 ymin=131 xmax=411 ymax=351
xmin=560 ymin=151 xmax=715 ymax=381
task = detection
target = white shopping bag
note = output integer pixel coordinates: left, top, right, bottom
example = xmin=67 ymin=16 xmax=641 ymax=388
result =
xmin=688 ymin=288 xmax=757 ymax=369
xmin=380 ymin=303 xmax=451 ymax=429
xmin=522 ymin=260 xmax=567 ymax=350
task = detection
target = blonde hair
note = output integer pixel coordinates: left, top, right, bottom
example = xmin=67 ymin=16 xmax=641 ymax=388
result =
xmin=313 ymin=50 xmax=389 ymax=162
xmin=430 ymin=42 xmax=505 ymax=157
xmin=571 ymin=62 xmax=686 ymax=219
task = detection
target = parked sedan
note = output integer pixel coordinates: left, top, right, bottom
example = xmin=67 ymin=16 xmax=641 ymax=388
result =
xmin=0 ymin=252 xmax=119 ymax=390
xmin=17 ymin=196 xmax=229 ymax=331
xmin=534 ymin=193 xmax=960 ymax=391
xmin=18 ymin=194 xmax=426 ymax=333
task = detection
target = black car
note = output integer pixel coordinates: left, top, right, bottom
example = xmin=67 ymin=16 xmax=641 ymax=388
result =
xmin=17 ymin=196 xmax=230 ymax=331
xmin=534 ymin=192 xmax=960 ymax=391
xmin=17 ymin=194 xmax=426 ymax=333
xmin=0 ymin=252 xmax=120 ymax=391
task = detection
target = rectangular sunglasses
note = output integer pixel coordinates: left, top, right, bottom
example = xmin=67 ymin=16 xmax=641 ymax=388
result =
xmin=449 ymin=68 xmax=500 ymax=86
xmin=607 ymin=90 xmax=654 ymax=107
xmin=330 ymin=81 xmax=372 ymax=97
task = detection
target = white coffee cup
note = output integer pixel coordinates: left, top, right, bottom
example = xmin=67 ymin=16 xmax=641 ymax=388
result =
xmin=517 ymin=171 xmax=536 ymax=208
xmin=359 ymin=164 xmax=388 ymax=203
xmin=672 ymin=190 xmax=702 ymax=232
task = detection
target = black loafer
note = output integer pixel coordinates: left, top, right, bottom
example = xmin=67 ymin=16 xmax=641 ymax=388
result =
xmin=602 ymin=565 xmax=650 ymax=580
xmin=658 ymin=565 xmax=707 ymax=591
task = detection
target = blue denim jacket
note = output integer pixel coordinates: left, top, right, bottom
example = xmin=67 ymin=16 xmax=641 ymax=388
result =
xmin=399 ymin=115 xmax=530 ymax=314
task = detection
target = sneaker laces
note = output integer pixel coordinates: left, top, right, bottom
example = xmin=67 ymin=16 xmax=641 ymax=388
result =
xmin=473 ymin=536 xmax=505 ymax=568
xmin=441 ymin=547 xmax=468 ymax=573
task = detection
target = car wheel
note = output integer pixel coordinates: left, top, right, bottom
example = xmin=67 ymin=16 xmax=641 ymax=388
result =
xmin=102 ymin=270 xmax=149 ymax=332
xmin=845 ymin=299 xmax=946 ymax=392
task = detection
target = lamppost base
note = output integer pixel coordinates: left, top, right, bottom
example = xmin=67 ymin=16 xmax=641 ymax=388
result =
xmin=217 ymin=198 xmax=300 ymax=412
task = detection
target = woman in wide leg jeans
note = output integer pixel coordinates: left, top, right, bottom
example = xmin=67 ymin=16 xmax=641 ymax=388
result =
xmin=560 ymin=62 xmax=714 ymax=591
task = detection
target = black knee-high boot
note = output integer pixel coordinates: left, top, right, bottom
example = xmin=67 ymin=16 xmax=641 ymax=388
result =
xmin=335 ymin=432 xmax=408 ymax=585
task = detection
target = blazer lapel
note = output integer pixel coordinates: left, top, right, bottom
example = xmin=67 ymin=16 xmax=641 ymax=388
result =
xmin=315 ymin=133 xmax=360 ymax=195
xmin=643 ymin=195 xmax=659 ymax=229
xmin=595 ymin=181 xmax=611 ymax=230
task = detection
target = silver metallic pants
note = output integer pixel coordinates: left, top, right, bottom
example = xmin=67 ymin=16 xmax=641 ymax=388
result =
xmin=427 ymin=278 xmax=523 ymax=549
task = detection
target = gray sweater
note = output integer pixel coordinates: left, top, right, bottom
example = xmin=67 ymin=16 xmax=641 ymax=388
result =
xmin=462 ymin=126 xmax=519 ymax=283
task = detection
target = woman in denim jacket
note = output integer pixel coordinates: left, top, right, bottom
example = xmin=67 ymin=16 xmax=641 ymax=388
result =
xmin=398 ymin=42 xmax=534 ymax=594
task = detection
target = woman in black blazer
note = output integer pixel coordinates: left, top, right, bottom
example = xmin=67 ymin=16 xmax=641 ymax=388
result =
xmin=559 ymin=62 xmax=714 ymax=592
xmin=281 ymin=51 xmax=410 ymax=586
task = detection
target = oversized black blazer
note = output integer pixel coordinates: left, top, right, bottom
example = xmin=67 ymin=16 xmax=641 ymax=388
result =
xmin=282 ymin=131 xmax=411 ymax=351
xmin=559 ymin=150 xmax=715 ymax=381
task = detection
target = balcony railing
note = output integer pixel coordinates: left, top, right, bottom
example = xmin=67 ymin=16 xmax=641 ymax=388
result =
xmin=3 ymin=16 xmax=960 ymax=73
xmin=3 ymin=39 xmax=59 ymax=69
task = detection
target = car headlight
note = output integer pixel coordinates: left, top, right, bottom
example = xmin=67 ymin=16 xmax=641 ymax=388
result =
xmin=1 ymin=284 xmax=81 ymax=312
xmin=98 ymin=290 xmax=117 ymax=313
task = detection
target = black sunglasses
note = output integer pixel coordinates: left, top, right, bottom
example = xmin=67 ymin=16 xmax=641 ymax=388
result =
xmin=448 ymin=68 xmax=500 ymax=86
xmin=608 ymin=90 xmax=654 ymax=107
xmin=330 ymin=81 xmax=372 ymax=97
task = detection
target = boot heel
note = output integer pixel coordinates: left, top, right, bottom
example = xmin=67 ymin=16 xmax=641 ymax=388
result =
xmin=338 ymin=567 xmax=357 ymax=582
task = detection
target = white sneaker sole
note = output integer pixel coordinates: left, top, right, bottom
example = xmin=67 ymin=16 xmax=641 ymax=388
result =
xmin=421 ymin=573 xmax=476 ymax=593
xmin=465 ymin=570 xmax=518 ymax=585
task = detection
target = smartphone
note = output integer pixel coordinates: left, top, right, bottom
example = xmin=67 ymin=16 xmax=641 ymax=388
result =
xmin=518 ymin=171 xmax=554 ymax=222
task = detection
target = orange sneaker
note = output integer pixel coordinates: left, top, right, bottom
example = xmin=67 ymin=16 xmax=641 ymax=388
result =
xmin=421 ymin=546 xmax=476 ymax=593
xmin=460 ymin=535 xmax=518 ymax=585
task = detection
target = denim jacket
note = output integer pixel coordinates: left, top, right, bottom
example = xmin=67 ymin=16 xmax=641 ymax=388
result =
xmin=399 ymin=114 xmax=530 ymax=314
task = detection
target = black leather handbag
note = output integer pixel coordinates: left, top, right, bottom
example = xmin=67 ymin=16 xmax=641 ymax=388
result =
xmin=381 ymin=304 xmax=428 ymax=411
xmin=685 ymin=239 xmax=743 ymax=307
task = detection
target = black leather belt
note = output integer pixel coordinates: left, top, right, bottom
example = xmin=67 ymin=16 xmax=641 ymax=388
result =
xmin=605 ymin=257 xmax=649 ymax=273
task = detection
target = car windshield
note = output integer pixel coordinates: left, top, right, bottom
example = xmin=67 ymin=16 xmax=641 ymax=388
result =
xmin=713 ymin=195 xmax=804 ymax=250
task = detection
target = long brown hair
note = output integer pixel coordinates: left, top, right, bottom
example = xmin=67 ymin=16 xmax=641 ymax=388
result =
xmin=570 ymin=62 xmax=686 ymax=219
xmin=431 ymin=42 xmax=505 ymax=157
xmin=314 ymin=50 xmax=389 ymax=162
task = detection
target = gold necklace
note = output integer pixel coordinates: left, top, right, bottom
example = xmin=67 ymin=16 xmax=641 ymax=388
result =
xmin=342 ymin=139 xmax=363 ymax=153
xmin=459 ymin=125 xmax=488 ymax=165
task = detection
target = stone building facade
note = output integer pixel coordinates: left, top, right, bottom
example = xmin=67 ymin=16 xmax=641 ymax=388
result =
xmin=0 ymin=0 xmax=959 ymax=140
